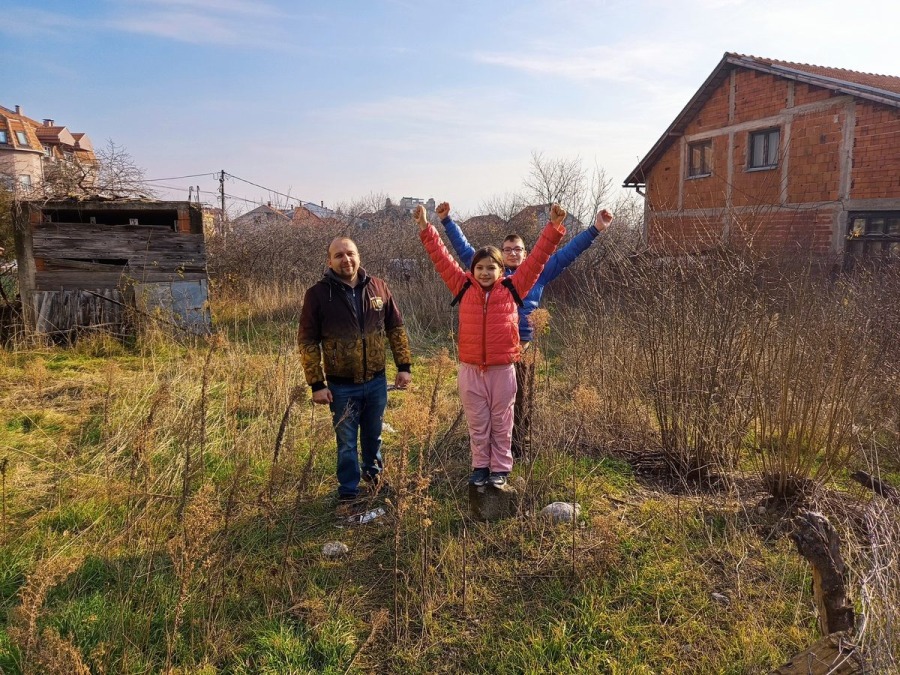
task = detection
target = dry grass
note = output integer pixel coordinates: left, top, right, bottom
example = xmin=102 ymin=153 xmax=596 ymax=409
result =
xmin=0 ymin=219 xmax=898 ymax=671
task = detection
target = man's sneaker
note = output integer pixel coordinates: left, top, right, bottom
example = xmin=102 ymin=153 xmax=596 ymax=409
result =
xmin=338 ymin=492 xmax=360 ymax=503
xmin=362 ymin=472 xmax=380 ymax=487
xmin=488 ymin=472 xmax=509 ymax=487
xmin=469 ymin=467 xmax=490 ymax=487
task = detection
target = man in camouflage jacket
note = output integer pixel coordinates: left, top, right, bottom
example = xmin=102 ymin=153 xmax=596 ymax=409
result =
xmin=298 ymin=237 xmax=412 ymax=501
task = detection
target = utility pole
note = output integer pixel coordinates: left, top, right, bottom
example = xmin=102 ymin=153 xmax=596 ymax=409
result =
xmin=219 ymin=170 xmax=226 ymax=216
xmin=219 ymin=170 xmax=227 ymax=246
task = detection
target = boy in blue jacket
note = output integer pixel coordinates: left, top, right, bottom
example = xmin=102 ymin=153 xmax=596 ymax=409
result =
xmin=435 ymin=201 xmax=614 ymax=457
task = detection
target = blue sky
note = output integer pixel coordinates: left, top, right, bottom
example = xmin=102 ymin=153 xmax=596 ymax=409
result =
xmin=2 ymin=0 xmax=899 ymax=217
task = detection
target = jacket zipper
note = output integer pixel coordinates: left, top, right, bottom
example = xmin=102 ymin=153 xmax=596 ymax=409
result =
xmin=481 ymin=289 xmax=489 ymax=368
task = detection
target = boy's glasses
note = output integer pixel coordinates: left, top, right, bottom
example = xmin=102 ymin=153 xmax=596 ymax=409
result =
xmin=502 ymin=247 xmax=525 ymax=254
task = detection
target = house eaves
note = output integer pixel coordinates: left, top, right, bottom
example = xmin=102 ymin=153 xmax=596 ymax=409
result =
xmin=623 ymin=52 xmax=900 ymax=189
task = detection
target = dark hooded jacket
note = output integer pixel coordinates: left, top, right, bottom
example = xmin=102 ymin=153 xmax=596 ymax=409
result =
xmin=298 ymin=268 xmax=411 ymax=391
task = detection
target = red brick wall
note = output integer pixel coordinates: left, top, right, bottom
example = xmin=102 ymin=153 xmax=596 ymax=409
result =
xmin=851 ymin=102 xmax=900 ymax=199
xmin=794 ymin=83 xmax=833 ymax=106
xmin=683 ymin=135 xmax=730 ymax=209
xmin=685 ymin=79 xmax=730 ymax=134
xmin=647 ymin=214 xmax=725 ymax=252
xmin=787 ymin=109 xmax=844 ymax=203
xmin=728 ymin=207 xmax=834 ymax=253
xmin=733 ymin=70 xmax=789 ymax=124
xmin=647 ymin=144 xmax=681 ymax=211
xmin=730 ymin=129 xmax=783 ymax=208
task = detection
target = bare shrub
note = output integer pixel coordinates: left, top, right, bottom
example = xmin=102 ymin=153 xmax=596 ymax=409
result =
xmin=629 ymin=249 xmax=764 ymax=480
xmin=747 ymin=270 xmax=881 ymax=500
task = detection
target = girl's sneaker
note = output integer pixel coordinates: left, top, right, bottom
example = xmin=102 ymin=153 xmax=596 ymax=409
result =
xmin=469 ymin=467 xmax=490 ymax=487
xmin=488 ymin=472 xmax=509 ymax=487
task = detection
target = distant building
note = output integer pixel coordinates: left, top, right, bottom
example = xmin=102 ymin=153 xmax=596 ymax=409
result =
xmin=0 ymin=104 xmax=98 ymax=197
xmin=399 ymin=197 xmax=436 ymax=213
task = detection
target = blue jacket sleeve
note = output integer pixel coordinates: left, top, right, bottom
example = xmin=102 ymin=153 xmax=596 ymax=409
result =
xmin=537 ymin=225 xmax=601 ymax=284
xmin=441 ymin=216 xmax=476 ymax=270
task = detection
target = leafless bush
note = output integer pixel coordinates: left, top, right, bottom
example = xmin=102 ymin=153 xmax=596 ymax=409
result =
xmin=748 ymin=270 xmax=882 ymax=500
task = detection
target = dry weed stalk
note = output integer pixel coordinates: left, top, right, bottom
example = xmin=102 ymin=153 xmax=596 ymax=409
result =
xmin=165 ymin=483 xmax=223 ymax=670
xmin=8 ymin=553 xmax=86 ymax=670
xmin=28 ymin=627 xmax=92 ymax=675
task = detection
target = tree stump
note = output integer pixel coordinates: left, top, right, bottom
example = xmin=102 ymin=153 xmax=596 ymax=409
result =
xmin=791 ymin=510 xmax=855 ymax=635
xmin=468 ymin=482 xmax=518 ymax=521
xmin=771 ymin=631 xmax=866 ymax=674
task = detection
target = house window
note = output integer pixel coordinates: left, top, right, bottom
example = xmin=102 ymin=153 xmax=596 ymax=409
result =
xmin=847 ymin=212 xmax=900 ymax=258
xmin=15 ymin=131 xmax=29 ymax=147
xmin=748 ymin=128 xmax=780 ymax=169
xmin=18 ymin=174 xmax=32 ymax=189
xmin=688 ymin=141 xmax=712 ymax=178
xmin=0 ymin=131 xmax=7 ymax=144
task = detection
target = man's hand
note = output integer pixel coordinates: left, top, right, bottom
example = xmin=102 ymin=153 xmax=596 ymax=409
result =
xmin=413 ymin=204 xmax=429 ymax=230
xmin=549 ymin=203 xmax=567 ymax=225
xmin=312 ymin=388 xmax=333 ymax=405
xmin=395 ymin=371 xmax=412 ymax=390
xmin=594 ymin=209 xmax=613 ymax=233
xmin=435 ymin=201 xmax=450 ymax=221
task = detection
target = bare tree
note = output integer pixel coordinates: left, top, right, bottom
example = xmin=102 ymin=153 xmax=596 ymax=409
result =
xmin=95 ymin=140 xmax=155 ymax=198
xmin=522 ymin=152 xmax=614 ymax=227
xmin=477 ymin=191 xmax=528 ymax=222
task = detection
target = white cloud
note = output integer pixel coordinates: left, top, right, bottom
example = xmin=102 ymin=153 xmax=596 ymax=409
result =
xmin=472 ymin=41 xmax=697 ymax=87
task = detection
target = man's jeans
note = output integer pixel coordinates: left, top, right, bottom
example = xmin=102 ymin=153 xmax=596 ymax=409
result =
xmin=329 ymin=373 xmax=387 ymax=498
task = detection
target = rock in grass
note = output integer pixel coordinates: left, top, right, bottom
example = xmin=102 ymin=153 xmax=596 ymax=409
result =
xmin=540 ymin=502 xmax=581 ymax=524
xmin=469 ymin=482 xmax=519 ymax=521
xmin=322 ymin=541 xmax=349 ymax=558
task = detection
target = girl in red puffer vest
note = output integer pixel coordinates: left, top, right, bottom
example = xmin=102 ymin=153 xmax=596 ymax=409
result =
xmin=415 ymin=201 xmax=566 ymax=487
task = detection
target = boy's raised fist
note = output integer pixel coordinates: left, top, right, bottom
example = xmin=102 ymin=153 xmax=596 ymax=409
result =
xmin=435 ymin=201 xmax=450 ymax=220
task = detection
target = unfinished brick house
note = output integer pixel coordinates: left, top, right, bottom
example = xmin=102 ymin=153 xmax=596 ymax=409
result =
xmin=624 ymin=53 xmax=900 ymax=259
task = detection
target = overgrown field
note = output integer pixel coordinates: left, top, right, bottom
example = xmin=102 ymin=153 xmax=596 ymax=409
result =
xmin=1 ymin=218 xmax=899 ymax=673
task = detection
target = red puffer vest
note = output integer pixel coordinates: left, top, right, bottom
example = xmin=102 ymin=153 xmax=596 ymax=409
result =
xmin=420 ymin=220 xmax=565 ymax=367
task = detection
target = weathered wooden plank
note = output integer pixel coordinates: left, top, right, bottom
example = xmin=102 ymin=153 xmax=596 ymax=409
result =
xmin=31 ymin=289 xmax=125 ymax=334
xmin=34 ymin=271 xmax=207 ymax=290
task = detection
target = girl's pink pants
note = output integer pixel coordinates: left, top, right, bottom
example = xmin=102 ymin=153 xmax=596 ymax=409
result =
xmin=458 ymin=362 xmax=516 ymax=473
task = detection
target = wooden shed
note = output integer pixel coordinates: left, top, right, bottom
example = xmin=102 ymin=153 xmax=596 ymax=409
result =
xmin=14 ymin=198 xmax=210 ymax=337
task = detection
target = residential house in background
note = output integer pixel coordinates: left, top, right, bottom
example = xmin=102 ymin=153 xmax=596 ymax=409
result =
xmin=624 ymin=53 xmax=900 ymax=259
xmin=0 ymin=104 xmax=98 ymax=196
xmin=230 ymin=201 xmax=332 ymax=232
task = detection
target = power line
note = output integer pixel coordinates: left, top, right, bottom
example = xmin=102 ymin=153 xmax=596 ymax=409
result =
xmin=143 ymin=172 xmax=217 ymax=182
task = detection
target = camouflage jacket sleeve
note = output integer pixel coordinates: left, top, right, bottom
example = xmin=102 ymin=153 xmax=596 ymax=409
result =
xmin=383 ymin=284 xmax=412 ymax=372
xmin=297 ymin=286 xmax=327 ymax=391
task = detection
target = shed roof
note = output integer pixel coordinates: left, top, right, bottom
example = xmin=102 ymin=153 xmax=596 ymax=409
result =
xmin=623 ymin=53 xmax=900 ymax=188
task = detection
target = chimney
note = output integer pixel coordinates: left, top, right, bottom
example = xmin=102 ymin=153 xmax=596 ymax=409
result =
xmin=43 ymin=119 xmax=54 ymax=127
xmin=15 ymin=105 xmax=22 ymax=115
